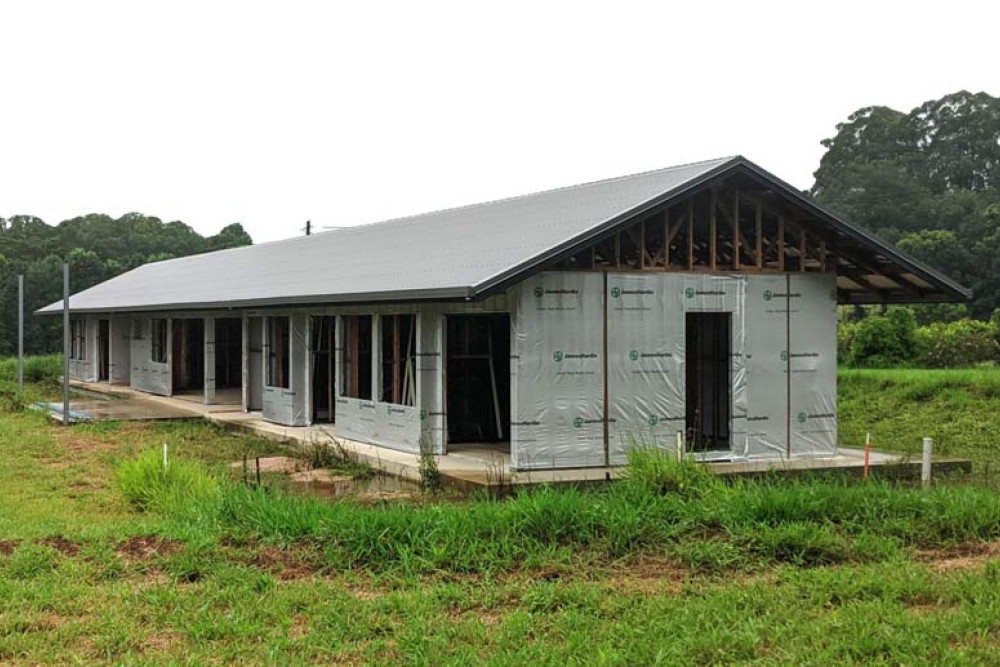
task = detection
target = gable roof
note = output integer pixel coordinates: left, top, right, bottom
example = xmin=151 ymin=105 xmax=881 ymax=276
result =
xmin=40 ymin=156 xmax=968 ymax=314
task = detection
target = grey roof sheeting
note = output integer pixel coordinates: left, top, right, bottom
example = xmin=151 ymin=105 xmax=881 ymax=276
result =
xmin=40 ymin=156 xmax=968 ymax=314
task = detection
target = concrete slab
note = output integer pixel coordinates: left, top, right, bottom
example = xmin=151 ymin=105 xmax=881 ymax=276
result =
xmin=68 ymin=379 xmax=973 ymax=490
xmin=36 ymin=397 xmax=197 ymax=422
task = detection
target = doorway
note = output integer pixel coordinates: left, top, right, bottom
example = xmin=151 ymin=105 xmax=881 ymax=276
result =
xmin=214 ymin=318 xmax=242 ymax=403
xmin=685 ymin=312 xmax=732 ymax=453
xmin=98 ymin=319 xmax=110 ymax=381
xmin=446 ymin=314 xmax=510 ymax=446
xmin=172 ymin=318 xmax=205 ymax=395
xmin=311 ymin=315 xmax=336 ymax=423
xmin=97 ymin=320 xmax=111 ymax=382
xmin=247 ymin=317 xmax=264 ymax=411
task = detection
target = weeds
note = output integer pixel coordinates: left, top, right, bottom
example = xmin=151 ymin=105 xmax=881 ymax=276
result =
xmin=298 ymin=435 xmax=374 ymax=479
xmin=418 ymin=436 xmax=441 ymax=493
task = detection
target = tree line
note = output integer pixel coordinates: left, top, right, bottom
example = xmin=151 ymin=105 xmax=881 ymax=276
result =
xmin=0 ymin=213 xmax=251 ymax=355
xmin=811 ymin=90 xmax=1000 ymax=320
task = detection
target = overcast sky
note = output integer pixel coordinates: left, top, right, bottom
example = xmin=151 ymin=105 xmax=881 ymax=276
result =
xmin=1 ymin=1 xmax=997 ymax=244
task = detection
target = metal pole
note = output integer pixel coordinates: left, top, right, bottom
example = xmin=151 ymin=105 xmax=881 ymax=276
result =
xmin=62 ymin=264 xmax=70 ymax=426
xmin=17 ymin=275 xmax=24 ymax=395
xmin=921 ymin=437 xmax=933 ymax=488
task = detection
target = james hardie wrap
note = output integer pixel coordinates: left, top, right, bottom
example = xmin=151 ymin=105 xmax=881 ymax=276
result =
xmin=511 ymin=270 xmax=837 ymax=468
xmin=512 ymin=273 xmax=606 ymax=469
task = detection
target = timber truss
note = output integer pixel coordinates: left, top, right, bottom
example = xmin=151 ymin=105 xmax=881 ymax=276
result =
xmin=547 ymin=167 xmax=968 ymax=305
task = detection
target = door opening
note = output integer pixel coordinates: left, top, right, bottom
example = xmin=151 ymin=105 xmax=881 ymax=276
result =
xmin=685 ymin=312 xmax=732 ymax=452
xmin=214 ymin=318 xmax=242 ymax=402
xmin=98 ymin=319 xmax=110 ymax=382
xmin=247 ymin=317 xmax=264 ymax=411
xmin=446 ymin=314 xmax=510 ymax=447
xmin=311 ymin=315 xmax=336 ymax=423
xmin=172 ymin=318 xmax=205 ymax=395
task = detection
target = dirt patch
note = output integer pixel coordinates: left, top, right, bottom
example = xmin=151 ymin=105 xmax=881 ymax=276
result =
xmin=229 ymin=456 xmax=304 ymax=474
xmin=251 ymin=545 xmax=325 ymax=580
xmin=0 ymin=539 xmax=21 ymax=556
xmin=289 ymin=469 xmax=350 ymax=484
xmin=141 ymin=631 xmax=182 ymax=654
xmin=57 ymin=422 xmax=147 ymax=457
xmin=289 ymin=614 xmax=310 ymax=640
xmin=917 ymin=540 xmax=1000 ymax=573
xmin=117 ymin=535 xmax=183 ymax=561
xmin=601 ymin=555 xmax=691 ymax=594
xmin=39 ymin=536 xmax=81 ymax=557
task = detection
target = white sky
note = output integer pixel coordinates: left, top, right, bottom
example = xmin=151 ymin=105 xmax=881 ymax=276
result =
xmin=1 ymin=1 xmax=997 ymax=244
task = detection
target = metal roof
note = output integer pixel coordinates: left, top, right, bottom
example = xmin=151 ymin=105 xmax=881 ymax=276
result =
xmin=40 ymin=156 xmax=968 ymax=314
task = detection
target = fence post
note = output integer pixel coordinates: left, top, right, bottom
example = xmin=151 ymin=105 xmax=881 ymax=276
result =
xmin=17 ymin=275 xmax=24 ymax=395
xmin=921 ymin=437 xmax=933 ymax=488
xmin=62 ymin=264 xmax=70 ymax=426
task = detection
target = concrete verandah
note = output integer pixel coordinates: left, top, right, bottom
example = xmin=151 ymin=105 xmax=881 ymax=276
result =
xmin=66 ymin=380 xmax=972 ymax=489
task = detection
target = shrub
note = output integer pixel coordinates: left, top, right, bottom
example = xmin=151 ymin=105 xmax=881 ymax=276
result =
xmin=848 ymin=308 xmax=918 ymax=367
xmin=915 ymin=319 xmax=999 ymax=368
xmin=837 ymin=321 xmax=857 ymax=365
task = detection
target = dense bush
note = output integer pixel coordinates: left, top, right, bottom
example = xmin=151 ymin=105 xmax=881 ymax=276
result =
xmin=847 ymin=308 xmax=918 ymax=367
xmin=842 ymin=307 xmax=1000 ymax=368
xmin=915 ymin=319 xmax=999 ymax=368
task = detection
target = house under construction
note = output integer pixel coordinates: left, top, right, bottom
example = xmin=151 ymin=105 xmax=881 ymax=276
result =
xmin=41 ymin=157 xmax=968 ymax=470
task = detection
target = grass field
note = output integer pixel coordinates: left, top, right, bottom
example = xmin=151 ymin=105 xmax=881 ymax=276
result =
xmin=839 ymin=367 xmax=1000 ymax=473
xmin=1 ymin=365 xmax=1000 ymax=663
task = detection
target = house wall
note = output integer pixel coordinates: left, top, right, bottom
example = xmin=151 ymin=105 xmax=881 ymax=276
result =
xmin=261 ymin=313 xmax=309 ymax=426
xmin=67 ymin=316 xmax=98 ymax=382
xmin=328 ymin=294 xmax=513 ymax=454
xmin=509 ymin=270 xmax=838 ymax=469
xmin=130 ymin=316 xmax=171 ymax=396
xmin=110 ymin=316 xmax=131 ymax=383
xmin=74 ymin=270 xmax=835 ymax=469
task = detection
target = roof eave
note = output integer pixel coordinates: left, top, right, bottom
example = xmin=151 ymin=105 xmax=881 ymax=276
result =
xmin=35 ymin=285 xmax=476 ymax=316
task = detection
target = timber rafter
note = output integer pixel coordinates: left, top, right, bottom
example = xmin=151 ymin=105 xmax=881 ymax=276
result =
xmin=547 ymin=174 xmax=945 ymax=304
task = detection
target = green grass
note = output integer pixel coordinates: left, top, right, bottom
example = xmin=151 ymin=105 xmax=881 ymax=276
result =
xmin=0 ymin=354 xmax=62 ymax=385
xmin=2 ymin=369 xmax=1000 ymax=662
xmin=839 ymin=367 xmax=1000 ymax=472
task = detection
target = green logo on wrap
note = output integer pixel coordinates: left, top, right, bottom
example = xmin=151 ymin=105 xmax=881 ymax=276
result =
xmin=647 ymin=415 xmax=659 ymax=427
xmin=419 ymin=409 xmax=427 ymax=421
xmin=610 ymin=287 xmax=621 ymax=298
xmin=629 ymin=350 xmax=639 ymax=361
xmin=553 ymin=351 xmax=564 ymax=362
xmin=780 ymin=350 xmax=788 ymax=362
xmin=797 ymin=412 xmax=807 ymax=424
xmin=763 ymin=289 xmax=773 ymax=301
xmin=573 ymin=417 xmax=584 ymax=428
xmin=685 ymin=287 xmax=695 ymax=299
xmin=533 ymin=286 xmax=543 ymax=298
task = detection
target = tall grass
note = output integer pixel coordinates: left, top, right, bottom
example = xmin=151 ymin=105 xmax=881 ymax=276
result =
xmin=118 ymin=447 xmax=1000 ymax=575
xmin=0 ymin=354 xmax=62 ymax=385
xmin=116 ymin=448 xmax=220 ymax=514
